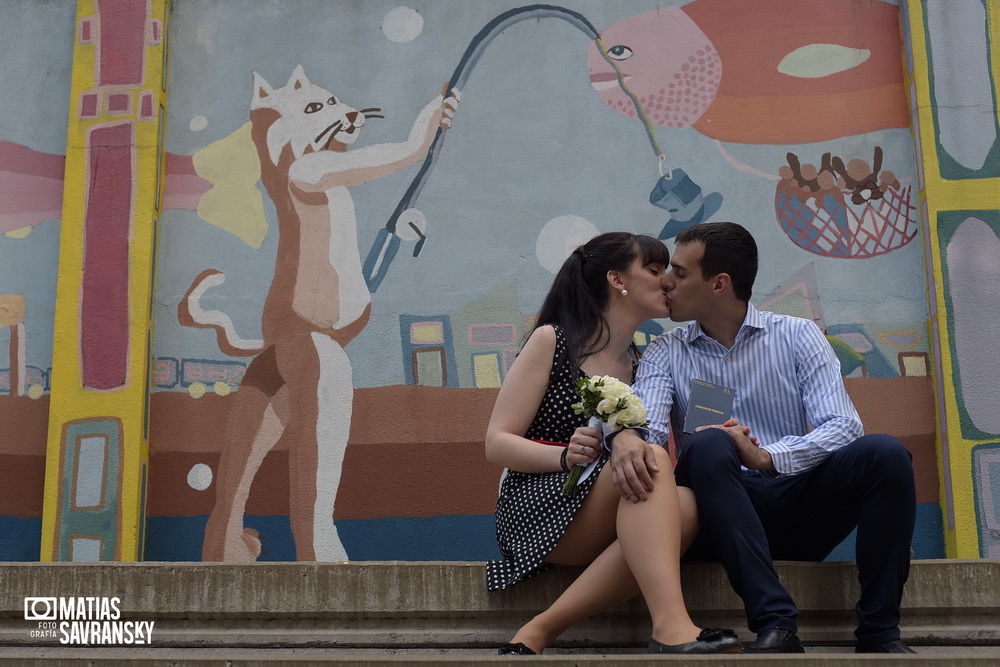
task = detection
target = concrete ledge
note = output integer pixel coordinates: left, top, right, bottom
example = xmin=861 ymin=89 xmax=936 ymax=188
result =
xmin=0 ymin=560 xmax=997 ymax=649
xmin=2 ymin=648 xmax=1000 ymax=666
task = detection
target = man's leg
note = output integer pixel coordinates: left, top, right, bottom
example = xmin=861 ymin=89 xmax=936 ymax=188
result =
xmin=761 ymin=435 xmax=915 ymax=648
xmin=677 ymin=428 xmax=798 ymax=635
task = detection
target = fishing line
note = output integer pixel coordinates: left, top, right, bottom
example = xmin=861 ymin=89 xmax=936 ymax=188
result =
xmin=363 ymin=4 xmax=664 ymax=291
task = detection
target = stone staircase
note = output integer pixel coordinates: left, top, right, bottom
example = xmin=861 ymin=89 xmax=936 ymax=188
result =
xmin=0 ymin=560 xmax=997 ymax=664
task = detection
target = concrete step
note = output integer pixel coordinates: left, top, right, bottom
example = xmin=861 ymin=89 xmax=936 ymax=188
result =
xmin=2 ymin=646 xmax=1000 ymax=665
xmin=0 ymin=560 xmax=997 ymax=656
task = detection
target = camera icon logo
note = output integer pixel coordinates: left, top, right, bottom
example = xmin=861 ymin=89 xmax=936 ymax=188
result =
xmin=24 ymin=597 xmax=57 ymax=621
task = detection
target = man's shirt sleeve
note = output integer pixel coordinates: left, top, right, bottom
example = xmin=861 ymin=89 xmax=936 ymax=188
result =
xmin=761 ymin=319 xmax=864 ymax=475
xmin=632 ymin=337 xmax=675 ymax=447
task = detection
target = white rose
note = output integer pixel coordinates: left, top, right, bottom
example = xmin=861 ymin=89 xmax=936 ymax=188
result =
xmin=599 ymin=378 xmax=630 ymax=402
xmin=624 ymin=394 xmax=647 ymax=415
xmin=607 ymin=410 xmax=624 ymax=431
xmin=610 ymin=402 xmax=646 ymax=430
xmin=596 ymin=397 xmax=619 ymax=416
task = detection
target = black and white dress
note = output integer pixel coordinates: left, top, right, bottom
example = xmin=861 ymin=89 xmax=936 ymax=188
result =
xmin=487 ymin=326 xmax=634 ymax=591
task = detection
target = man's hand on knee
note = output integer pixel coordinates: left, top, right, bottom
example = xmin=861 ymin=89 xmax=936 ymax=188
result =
xmin=698 ymin=421 xmax=774 ymax=472
xmin=610 ymin=429 xmax=660 ymax=502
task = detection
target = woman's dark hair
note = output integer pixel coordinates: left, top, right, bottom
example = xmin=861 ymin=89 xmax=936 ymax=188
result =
xmin=532 ymin=232 xmax=670 ymax=368
xmin=675 ymin=221 xmax=758 ymax=302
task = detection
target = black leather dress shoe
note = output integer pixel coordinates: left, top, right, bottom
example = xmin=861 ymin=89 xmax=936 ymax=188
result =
xmin=745 ymin=628 xmax=805 ymax=653
xmin=856 ymin=639 xmax=916 ymax=653
xmin=497 ymin=642 xmax=536 ymax=655
xmin=648 ymin=628 xmax=742 ymax=654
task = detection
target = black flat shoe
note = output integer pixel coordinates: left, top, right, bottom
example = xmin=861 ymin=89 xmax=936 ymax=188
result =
xmin=857 ymin=639 xmax=916 ymax=653
xmin=648 ymin=628 xmax=742 ymax=654
xmin=498 ymin=642 xmax=536 ymax=655
xmin=745 ymin=628 xmax=805 ymax=653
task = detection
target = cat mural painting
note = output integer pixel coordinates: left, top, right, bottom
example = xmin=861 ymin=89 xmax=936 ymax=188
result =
xmin=180 ymin=66 xmax=460 ymax=561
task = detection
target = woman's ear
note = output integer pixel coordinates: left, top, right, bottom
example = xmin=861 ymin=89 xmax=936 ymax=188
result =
xmin=607 ymin=270 xmax=625 ymax=291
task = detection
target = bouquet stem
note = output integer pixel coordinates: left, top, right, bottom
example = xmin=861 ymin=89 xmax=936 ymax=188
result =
xmin=562 ymin=378 xmax=648 ymax=498
xmin=562 ymin=463 xmax=587 ymax=497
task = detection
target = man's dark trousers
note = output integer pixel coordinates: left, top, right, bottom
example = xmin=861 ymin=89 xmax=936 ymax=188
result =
xmin=676 ymin=429 xmax=916 ymax=646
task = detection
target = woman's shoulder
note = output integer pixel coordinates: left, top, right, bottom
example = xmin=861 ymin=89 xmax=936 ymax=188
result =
xmin=522 ymin=324 xmax=573 ymax=368
xmin=524 ymin=324 xmax=559 ymax=352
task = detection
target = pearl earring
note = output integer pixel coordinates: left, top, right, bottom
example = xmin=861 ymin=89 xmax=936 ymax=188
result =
xmin=621 ymin=289 xmax=628 ymax=296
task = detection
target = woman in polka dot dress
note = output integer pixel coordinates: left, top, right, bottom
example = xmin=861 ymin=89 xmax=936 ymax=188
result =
xmin=485 ymin=233 xmax=740 ymax=655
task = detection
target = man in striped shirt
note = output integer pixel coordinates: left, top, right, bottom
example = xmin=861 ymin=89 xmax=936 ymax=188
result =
xmin=611 ymin=222 xmax=916 ymax=654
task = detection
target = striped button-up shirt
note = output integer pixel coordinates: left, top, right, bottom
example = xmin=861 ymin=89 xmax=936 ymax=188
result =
xmin=634 ymin=304 xmax=863 ymax=476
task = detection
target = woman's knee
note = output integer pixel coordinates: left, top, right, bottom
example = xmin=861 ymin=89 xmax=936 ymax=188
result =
xmin=650 ymin=444 xmax=674 ymax=471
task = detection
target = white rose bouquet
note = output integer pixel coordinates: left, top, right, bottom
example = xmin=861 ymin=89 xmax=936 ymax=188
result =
xmin=562 ymin=375 xmax=649 ymax=497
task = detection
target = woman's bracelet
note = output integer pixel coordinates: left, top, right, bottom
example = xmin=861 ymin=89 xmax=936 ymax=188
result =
xmin=559 ymin=446 xmax=570 ymax=473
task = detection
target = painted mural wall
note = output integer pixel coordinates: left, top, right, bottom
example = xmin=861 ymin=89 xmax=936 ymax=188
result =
xmin=903 ymin=0 xmax=1000 ymax=558
xmin=144 ymin=0 xmax=941 ymax=563
xmin=0 ymin=1 xmax=76 ymax=560
xmin=3 ymin=0 xmax=996 ymax=563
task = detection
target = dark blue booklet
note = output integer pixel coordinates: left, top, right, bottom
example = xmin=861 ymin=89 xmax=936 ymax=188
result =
xmin=682 ymin=378 xmax=735 ymax=434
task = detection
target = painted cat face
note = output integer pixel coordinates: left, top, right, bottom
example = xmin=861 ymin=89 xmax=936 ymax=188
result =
xmin=251 ymin=65 xmax=364 ymax=164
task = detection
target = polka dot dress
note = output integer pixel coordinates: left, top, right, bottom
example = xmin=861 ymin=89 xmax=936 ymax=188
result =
xmin=487 ymin=326 xmax=634 ymax=591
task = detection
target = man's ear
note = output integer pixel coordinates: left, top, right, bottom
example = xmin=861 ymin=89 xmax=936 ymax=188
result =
xmin=712 ymin=272 xmax=733 ymax=295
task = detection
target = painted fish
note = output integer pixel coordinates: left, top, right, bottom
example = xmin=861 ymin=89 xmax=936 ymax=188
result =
xmin=588 ymin=0 xmax=908 ymax=144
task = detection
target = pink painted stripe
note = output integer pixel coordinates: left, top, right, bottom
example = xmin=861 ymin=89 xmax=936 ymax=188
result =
xmin=161 ymin=173 xmax=210 ymax=211
xmin=0 ymin=173 xmax=64 ymax=232
xmin=97 ymin=0 xmax=147 ymax=86
xmin=0 ymin=209 xmax=63 ymax=232
xmin=81 ymin=123 xmax=133 ymax=391
xmin=0 ymin=141 xmax=66 ymax=179
xmin=164 ymin=152 xmax=198 ymax=176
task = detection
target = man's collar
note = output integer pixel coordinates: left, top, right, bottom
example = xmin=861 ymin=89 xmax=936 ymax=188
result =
xmin=680 ymin=303 xmax=765 ymax=344
xmin=742 ymin=303 xmax=766 ymax=332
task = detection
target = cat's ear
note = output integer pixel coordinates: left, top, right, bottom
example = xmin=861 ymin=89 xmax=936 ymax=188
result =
xmin=251 ymin=71 xmax=275 ymax=110
xmin=287 ymin=64 xmax=310 ymax=91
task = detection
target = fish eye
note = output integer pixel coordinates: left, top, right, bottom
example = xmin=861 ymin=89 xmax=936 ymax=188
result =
xmin=304 ymin=102 xmax=323 ymax=113
xmin=607 ymin=44 xmax=633 ymax=61
xmin=327 ymin=96 xmax=337 ymax=105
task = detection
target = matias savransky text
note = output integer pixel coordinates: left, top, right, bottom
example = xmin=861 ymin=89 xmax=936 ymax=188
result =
xmin=24 ymin=596 xmax=155 ymax=645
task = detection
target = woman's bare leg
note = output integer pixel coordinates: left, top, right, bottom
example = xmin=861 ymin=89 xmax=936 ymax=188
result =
xmin=616 ymin=446 xmax=699 ymax=645
xmin=507 ymin=455 xmax=700 ymax=652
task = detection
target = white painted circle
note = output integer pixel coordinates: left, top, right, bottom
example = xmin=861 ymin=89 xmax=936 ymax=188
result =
xmin=187 ymin=463 xmax=213 ymax=491
xmin=396 ymin=208 xmax=427 ymax=241
xmin=383 ymin=6 xmax=423 ymax=43
xmin=190 ymin=115 xmax=208 ymax=132
xmin=536 ymin=215 xmax=601 ymax=274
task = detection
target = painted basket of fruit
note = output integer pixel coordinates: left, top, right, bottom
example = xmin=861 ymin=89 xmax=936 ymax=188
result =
xmin=774 ymin=147 xmax=918 ymax=258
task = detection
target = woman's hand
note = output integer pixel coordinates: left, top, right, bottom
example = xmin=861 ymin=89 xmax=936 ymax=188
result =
xmin=566 ymin=425 xmax=603 ymax=467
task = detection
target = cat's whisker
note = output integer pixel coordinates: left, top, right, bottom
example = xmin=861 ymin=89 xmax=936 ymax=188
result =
xmin=314 ymin=121 xmax=343 ymax=144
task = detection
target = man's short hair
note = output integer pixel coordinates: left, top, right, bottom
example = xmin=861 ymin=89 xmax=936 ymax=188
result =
xmin=675 ymin=222 xmax=758 ymax=302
